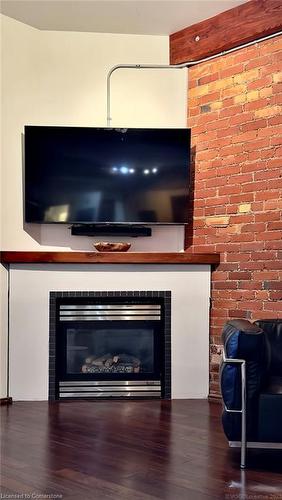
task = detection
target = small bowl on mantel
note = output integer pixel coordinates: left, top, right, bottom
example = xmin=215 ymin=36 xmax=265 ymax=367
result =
xmin=93 ymin=241 xmax=131 ymax=252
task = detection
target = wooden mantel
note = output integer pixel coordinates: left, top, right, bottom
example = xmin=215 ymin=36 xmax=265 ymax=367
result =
xmin=0 ymin=251 xmax=219 ymax=265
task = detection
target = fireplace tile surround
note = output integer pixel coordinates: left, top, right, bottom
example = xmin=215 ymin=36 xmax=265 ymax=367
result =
xmin=49 ymin=291 xmax=171 ymax=400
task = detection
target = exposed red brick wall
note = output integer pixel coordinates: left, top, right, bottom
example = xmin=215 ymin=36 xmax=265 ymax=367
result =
xmin=185 ymin=36 xmax=282 ymax=398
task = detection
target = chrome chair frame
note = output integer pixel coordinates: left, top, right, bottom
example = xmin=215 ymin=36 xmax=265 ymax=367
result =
xmin=221 ymin=349 xmax=282 ymax=469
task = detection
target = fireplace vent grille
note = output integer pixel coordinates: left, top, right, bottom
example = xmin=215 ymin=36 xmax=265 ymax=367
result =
xmin=59 ymin=380 xmax=161 ymax=398
xmin=59 ymin=303 xmax=161 ymax=321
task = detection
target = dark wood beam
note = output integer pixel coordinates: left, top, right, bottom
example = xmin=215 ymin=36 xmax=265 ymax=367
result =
xmin=170 ymin=0 xmax=282 ymax=64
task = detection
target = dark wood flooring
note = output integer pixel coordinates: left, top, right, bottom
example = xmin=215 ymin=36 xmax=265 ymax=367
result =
xmin=1 ymin=400 xmax=282 ymax=499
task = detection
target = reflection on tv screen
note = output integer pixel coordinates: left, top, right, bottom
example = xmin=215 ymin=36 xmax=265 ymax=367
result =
xmin=25 ymin=126 xmax=191 ymax=224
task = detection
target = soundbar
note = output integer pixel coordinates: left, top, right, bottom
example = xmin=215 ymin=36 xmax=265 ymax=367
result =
xmin=70 ymin=224 xmax=152 ymax=238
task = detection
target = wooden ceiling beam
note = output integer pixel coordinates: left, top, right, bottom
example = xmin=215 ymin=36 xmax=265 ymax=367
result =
xmin=170 ymin=0 xmax=282 ymax=65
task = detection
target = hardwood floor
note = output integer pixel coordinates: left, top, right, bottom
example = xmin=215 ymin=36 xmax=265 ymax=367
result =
xmin=1 ymin=400 xmax=282 ymax=499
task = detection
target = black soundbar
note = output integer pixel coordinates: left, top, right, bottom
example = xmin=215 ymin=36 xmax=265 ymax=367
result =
xmin=70 ymin=224 xmax=152 ymax=238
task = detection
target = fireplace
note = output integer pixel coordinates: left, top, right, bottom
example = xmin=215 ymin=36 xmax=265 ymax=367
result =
xmin=49 ymin=291 xmax=171 ymax=400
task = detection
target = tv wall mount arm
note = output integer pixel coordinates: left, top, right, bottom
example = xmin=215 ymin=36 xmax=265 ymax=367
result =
xmin=106 ymin=31 xmax=282 ymax=126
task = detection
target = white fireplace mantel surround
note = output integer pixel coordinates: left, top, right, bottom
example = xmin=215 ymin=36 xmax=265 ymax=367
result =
xmin=9 ymin=262 xmax=211 ymax=400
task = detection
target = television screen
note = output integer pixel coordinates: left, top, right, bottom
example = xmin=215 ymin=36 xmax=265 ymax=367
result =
xmin=24 ymin=126 xmax=191 ymax=224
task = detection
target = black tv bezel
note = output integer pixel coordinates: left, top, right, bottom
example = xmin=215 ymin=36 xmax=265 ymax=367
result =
xmin=24 ymin=125 xmax=191 ymax=226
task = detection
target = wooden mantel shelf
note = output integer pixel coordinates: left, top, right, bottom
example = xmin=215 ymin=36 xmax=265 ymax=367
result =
xmin=0 ymin=251 xmax=219 ymax=265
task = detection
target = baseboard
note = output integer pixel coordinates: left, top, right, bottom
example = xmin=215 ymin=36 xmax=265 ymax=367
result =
xmin=0 ymin=397 xmax=13 ymax=406
xmin=208 ymin=394 xmax=222 ymax=404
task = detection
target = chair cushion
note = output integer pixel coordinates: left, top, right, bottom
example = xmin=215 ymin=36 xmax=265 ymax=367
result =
xmin=255 ymin=320 xmax=282 ymax=377
xmin=258 ymin=392 xmax=282 ymax=442
xmin=264 ymin=376 xmax=282 ymax=395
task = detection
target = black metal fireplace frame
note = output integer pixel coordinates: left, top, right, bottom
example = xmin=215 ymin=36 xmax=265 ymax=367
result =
xmin=49 ymin=291 xmax=171 ymax=400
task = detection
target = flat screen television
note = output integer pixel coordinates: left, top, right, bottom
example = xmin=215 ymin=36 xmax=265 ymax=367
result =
xmin=24 ymin=126 xmax=191 ymax=225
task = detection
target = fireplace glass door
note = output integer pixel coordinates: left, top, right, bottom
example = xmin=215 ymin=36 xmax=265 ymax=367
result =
xmin=64 ymin=325 xmax=156 ymax=376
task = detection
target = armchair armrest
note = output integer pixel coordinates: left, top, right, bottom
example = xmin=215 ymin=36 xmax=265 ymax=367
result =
xmin=221 ymin=350 xmax=247 ymax=469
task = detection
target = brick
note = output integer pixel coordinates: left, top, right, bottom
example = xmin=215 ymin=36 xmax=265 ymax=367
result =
xmin=205 ymin=177 xmax=227 ymax=188
xmin=241 ymin=181 xmax=267 ymax=193
xmin=232 ymin=131 xmax=257 ymax=143
xmin=240 ymin=241 xmax=264 ymax=252
xmin=197 ymin=188 xmax=217 ymax=199
xmin=222 ymin=84 xmax=246 ymax=99
xmin=244 ymin=138 xmax=270 ymax=151
xmin=213 ymin=281 xmax=238 ymax=290
xmin=204 ymin=196 xmax=230 ymax=207
xmin=217 ymin=165 xmax=241 ymax=176
xmin=254 ymin=169 xmax=281 ymax=181
xmin=255 ymin=291 xmax=269 ymax=300
xmin=229 ymin=272 xmax=252 ymax=280
xmin=229 ymin=310 xmax=250 ymax=319
xmin=221 ymin=63 xmax=245 ymax=78
xmin=241 ymin=119 xmax=267 ymax=132
xmin=212 ymin=272 xmax=229 ymax=281
xmin=198 ymin=92 xmax=221 ymax=105
xmin=234 ymin=94 xmax=247 ymax=105
xmin=205 ymin=216 xmax=230 ymax=227
xmin=241 ymin=222 xmax=265 ymax=233
xmin=255 ymin=212 xmax=281 ymax=223
xmin=198 ymin=72 xmax=219 ymax=86
xmin=229 ymin=214 xmax=254 ymax=224
xmin=245 ymin=98 xmax=268 ymax=112
xmin=245 ymin=91 xmax=259 ymax=102
xmin=218 ymin=185 xmax=241 ymax=196
xmin=265 ymin=240 xmax=282 ymax=250
xmin=269 ymin=291 xmax=282 ymax=301
xmin=264 ymin=280 xmax=282 ymax=291
xmin=238 ymin=203 xmax=251 ymax=213
xmin=232 ymin=232 xmax=255 ymax=246
xmin=264 ymin=260 xmax=282 ymax=270
xmin=248 ymin=75 xmax=272 ymax=90
xmin=230 ymin=290 xmax=255 ymax=300
xmin=218 ymin=107 xmax=242 ymax=122
xmin=189 ymin=84 xmax=209 ymax=98
xmin=234 ymin=301 xmax=263 ymax=311
xmin=255 ymin=190 xmax=280 ymax=201
xmin=200 ymin=104 xmax=211 ymax=113
xmin=251 ymin=201 xmax=264 ymax=212
xmin=259 ymin=87 xmax=273 ymax=98
xmin=251 ymin=251 xmax=277 ymax=260
xmin=217 ymin=126 xmax=240 ymax=139
xmin=230 ymin=193 xmax=254 ymax=204
xmin=233 ymin=68 xmax=260 ymax=84
xmin=263 ymin=301 xmax=282 ymax=311
xmin=239 ymin=281 xmax=263 ymax=290
xmin=241 ymin=261 xmax=265 ymax=270
xmin=245 ymin=55 xmax=271 ymax=71
xmin=229 ymin=112 xmax=253 ymax=126
xmin=268 ymin=221 xmax=282 ymax=231
xmin=268 ymin=115 xmax=282 ymax=126
xmin=255 ymin=271 xmax=279 ymax=281
xmin=255 ymin=106 xmax=281 ymax=119
xmin=209 ymin=77 xmax=233 ymax=91
xmin=273 ymin=72 xmax=282 ymax=84
xmin=259 ymin=231 xmax=282 ymax=241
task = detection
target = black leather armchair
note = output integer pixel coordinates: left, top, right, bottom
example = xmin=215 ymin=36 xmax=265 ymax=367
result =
xmin=220 ymin=318 xmax=282 ymax=468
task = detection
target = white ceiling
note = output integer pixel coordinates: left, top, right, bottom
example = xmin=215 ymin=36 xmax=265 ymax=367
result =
xmin=1 ymin=0 xmax=247 ymax=36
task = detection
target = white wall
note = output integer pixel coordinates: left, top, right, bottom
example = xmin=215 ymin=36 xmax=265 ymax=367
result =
xmin=9 ymin=264 xmax=210 ymax=400
xmin=0 ymin=14 xmax=187 ymax=397
xmin=0 ymin=15 xmax=8 ymax=396
xmin=1 ymin=14 xmax=187 ymax=252
xmin=0 ymin=265 xmax=8 ymax=398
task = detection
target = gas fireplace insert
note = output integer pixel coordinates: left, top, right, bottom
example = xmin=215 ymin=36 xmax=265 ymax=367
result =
xmin=49 ymin=291 xmax=171 ymax=400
